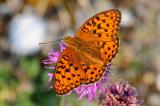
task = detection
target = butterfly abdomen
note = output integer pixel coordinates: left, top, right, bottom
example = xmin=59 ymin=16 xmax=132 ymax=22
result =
xmin=64 ymin=36 xmax=104 ymax=65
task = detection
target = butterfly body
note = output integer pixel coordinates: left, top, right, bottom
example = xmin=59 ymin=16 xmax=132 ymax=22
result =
xmin=54 ymin=9 xmax=121 ymax=95
xmin=64 ymin=36 xmax=104 ymax=65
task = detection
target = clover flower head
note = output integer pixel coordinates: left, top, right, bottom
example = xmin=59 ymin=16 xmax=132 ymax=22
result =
xmin=100 ymin=81 xmax=143 ymax=106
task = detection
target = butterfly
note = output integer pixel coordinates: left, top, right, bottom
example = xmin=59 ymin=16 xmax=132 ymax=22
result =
xmin=54 ymin=9 xmax=121 ymax=95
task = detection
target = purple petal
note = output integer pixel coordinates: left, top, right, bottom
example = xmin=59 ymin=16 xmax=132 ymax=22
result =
xmin=48 ymin=72 xmax=53 ymax=82
xmin=42 ymin=50 xmax=60 ymax=65
xmin=44 ymin=66 xmax=55 ymax=70
xmin=42 ymin=59 xmax=56 ymax=64
xmin=48 ymin=50 xmax=60 ymax=57
xmin=59 ymin=43 xmax=66 ymax=52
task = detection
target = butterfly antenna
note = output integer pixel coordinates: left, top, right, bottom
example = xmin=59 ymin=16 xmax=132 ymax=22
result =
xmin=39 ymin=40 xmax=61 ymax=45
xmin=111 ymin=62 xmax=117 ymax=66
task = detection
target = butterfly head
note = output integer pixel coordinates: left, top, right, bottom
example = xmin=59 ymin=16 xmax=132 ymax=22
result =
xmin=64 ymin=36 xmax=72 ymax=43
xmin=63 ymin=36 xmax=77 ymax=48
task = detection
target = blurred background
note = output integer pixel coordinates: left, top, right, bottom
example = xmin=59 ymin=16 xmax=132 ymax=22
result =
xmin=0 ymin=0 xmax=160 ymax=106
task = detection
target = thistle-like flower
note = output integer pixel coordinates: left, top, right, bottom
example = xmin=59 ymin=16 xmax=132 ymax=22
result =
xmin=99 ymin=81 xmax=143 ymax=106
xmin=42 ymin=43 xmax=111 ymax=101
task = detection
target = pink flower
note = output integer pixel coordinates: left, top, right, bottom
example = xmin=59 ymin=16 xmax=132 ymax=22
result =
xmin=42 ymin=43 xmax=66 ymax=69
xmin=99 ymin=81 xmax=143 ymax=106
xmin=42 ymin=43 xmax=111 ymax=101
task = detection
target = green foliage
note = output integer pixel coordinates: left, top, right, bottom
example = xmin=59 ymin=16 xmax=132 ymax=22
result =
xmin=19 ymin=57 xmax=40 ymax=80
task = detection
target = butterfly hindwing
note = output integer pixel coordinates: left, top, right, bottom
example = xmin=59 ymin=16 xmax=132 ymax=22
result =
xmin=80 ymin=62 xmax=105 ymax=84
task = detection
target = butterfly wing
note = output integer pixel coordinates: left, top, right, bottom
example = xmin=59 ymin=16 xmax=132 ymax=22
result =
xmin=75 ymin=9 xmax=121 ymax=84
xmin=54 ymin=47 xmax=85 ymax=95
xmin=78 ymin=60 xmax=105 ymax=84
xmin=76 ymin=9 xmax=121 ymax=63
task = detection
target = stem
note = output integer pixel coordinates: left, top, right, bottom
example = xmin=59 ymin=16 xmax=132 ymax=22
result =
xmin=59 ymin=96 xmax=65 ymax=106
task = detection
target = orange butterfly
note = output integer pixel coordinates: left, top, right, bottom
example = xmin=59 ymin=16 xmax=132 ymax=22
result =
xmin=54 ymin=9 xmax=121 ymax=95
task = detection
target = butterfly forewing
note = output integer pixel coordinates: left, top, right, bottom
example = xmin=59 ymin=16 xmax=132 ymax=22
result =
xmin=54 ymin=48 xmax=85 ymax=95
xmin=76 ymin=9 xmax=121 ymax=40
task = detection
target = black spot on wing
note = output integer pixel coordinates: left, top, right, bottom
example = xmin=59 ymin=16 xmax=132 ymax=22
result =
xmin=65 ymin=69 xmax=70 ymax=73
